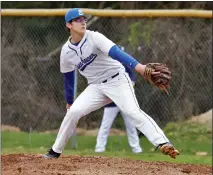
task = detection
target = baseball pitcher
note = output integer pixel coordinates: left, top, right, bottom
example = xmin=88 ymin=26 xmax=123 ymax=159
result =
xmin=44 ymin=8 xmax=179 ymax=159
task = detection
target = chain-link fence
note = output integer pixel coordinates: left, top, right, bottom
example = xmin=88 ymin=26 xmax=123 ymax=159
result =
xmin=1 ymin=15 xmax=212 ymax=132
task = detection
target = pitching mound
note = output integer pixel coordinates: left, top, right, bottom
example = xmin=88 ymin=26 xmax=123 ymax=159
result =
xmin=2 ymin=154 xmax=212 ymax=175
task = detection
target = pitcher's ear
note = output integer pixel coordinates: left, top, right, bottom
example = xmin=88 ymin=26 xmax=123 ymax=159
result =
xmin=66 ymin=23 xmax=72 ymax=29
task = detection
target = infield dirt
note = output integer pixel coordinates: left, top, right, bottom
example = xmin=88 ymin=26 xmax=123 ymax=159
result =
xmin=2 ymin=154 xmax=212 ymax=175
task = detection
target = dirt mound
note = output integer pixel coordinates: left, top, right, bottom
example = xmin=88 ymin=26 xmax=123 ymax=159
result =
xmin=2 ymin=154 xmax=212 ymax=175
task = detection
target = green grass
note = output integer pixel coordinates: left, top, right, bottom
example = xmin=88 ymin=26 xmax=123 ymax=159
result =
xmin=1 ymin=122 xmax=212 ymax=165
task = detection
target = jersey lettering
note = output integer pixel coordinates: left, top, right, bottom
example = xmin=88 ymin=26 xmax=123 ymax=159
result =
xmin=77 ymin=53 xmax=97 ymax=71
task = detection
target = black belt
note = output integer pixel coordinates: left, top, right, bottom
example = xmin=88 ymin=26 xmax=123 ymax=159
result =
xmin=102 ymin=73 xmax=119 ymax=83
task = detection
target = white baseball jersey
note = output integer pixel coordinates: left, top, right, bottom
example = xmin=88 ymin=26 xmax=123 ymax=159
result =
xmin=60 ymin=30 xmax=125 ymax=84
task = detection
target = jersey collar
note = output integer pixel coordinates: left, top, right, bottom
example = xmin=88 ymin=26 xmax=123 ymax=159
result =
xmin=68 ymin=30 xmax=88 ymax=50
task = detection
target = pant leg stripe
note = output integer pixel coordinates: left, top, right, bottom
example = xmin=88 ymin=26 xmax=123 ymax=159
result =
xmin=123 ymin=73 xmax=168 ymax=142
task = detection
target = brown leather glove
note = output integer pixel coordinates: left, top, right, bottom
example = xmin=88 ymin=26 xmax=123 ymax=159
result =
xmin=143 ymin=63 xmax=171 ymax=94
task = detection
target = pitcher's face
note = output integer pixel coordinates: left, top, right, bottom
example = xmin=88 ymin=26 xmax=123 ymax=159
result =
xmin=66 ymin=16 xmax=87 ymax=35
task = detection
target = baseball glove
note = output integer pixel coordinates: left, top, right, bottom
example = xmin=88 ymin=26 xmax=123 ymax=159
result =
xmin=143 ymin=63 xmax=171 ymax=94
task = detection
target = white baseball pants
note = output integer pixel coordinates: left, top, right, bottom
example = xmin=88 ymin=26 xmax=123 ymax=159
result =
xmin=95 ymin=106 xmax=142 ymax=153
xmin=52 ymin=72 xmax=169 ymax=153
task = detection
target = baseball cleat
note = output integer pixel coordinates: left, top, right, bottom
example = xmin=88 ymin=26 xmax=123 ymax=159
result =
xmin=43 ymin=148 xmax=61 ymax=159
xmin=158 ymin=143 xmax=179 ymax=159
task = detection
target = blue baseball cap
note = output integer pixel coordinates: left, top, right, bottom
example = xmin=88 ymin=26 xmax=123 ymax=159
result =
xmin=65 ymin=8 xmax=86 ymax=23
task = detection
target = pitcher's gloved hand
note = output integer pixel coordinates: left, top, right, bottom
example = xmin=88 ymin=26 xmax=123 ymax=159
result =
xmin=143 ymin=63 xmax=171 ymax=94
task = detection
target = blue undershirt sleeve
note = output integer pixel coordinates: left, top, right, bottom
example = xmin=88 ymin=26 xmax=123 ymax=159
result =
xmin=63 ymin=71 xmax=75 ymax=104
xmin=108 ymin=45 xmax=139 ymax=70
xmin=124 ymin=65 xmax=136 ymax=83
